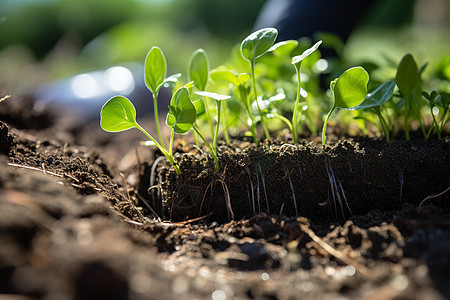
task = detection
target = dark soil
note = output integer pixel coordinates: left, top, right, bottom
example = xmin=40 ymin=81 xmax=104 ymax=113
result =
xmin=1 ymin=95 xmax=449 ymax=300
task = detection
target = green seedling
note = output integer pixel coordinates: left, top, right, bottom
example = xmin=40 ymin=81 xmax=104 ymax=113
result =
xmin=101 ymin=95 xmax=181 ymax=175
xmin=395 ymin=53 xmax=428 ymax=140
xmin=194 ymin=91 xmax=232 ymax=171
xmin=322 ymin=66 xmax=369 ymax=145
xmin=291 ymin=40 xmax=322 ymax=144
xmin=240 ymin=27 xmax=278 ymax=140
xmin=422 ymin=91 xmax=450 ymax=140
xmin=210 ymin=70 xmax=257 ymax=142
xmin=145 ymin=47 xmax=180 ymax=148
xmin=188 ymin=49 xmax=215 ymax=139
xmin=352 ymin=80 xmax=396 ymax=142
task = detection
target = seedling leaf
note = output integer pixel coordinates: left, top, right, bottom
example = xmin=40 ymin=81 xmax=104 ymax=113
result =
xmin=395 ymin=53 xmax=418 ymax=98
xmin=334 ymin=66 xmax=369 ymax=109
xmin=210 ymin=70 xmax=240 ymax=86
xmin=100 ymin=96 xmax=138 ymax=132
xmin=195 ymin=91 xmax=231 ymax=101
xmin=292 ymin=40 xmax=322 ymax=66
xmin=188 ymin=49 xmax=209 ymax=91
xmin=193 ymin=99 xmax=206 ymax=117
xmin=238 ymin=73 xmax=251 ymax=85
xmin=163 ymin=73 xmax=181 ymax=85
xmin=352 ymin=80 xmax=396 ymax=110
xmin=144 ymin=46 xmax=166 ymax=93
xmin=241 ymin=28 xmax=278 ymax=62
xmin=166 ymin=87 xmax=196 ymax=134
xmin=269 ymin=40 xmax=298 ymax=56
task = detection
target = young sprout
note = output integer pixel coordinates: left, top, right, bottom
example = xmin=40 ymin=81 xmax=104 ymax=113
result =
xmin=210 ymin=70 xmax=257 ymax=142
xmin=240 ymin=27 xmax=278 ymax=140
xmin=395 ymin=53 xmax=427 ymax=140
xmin=322 ymin=66 xmax=369 ymax=145
xmin=351 ymin=80 xmax=396 ymax=142
xmin=101 ymin=95 xmax=181 ymax=175
xmin=194 ymin=91 xmax=232 ymax=152
xmin=188 ymin=49 xmax=214 ymax=138
xmin=144 ymin=47 xmax=180 ymax=148
xmin=166 ymin=86 xmax=197 ymax=158
xmin=291 ymin=40 xmax=322 ymax=144
xmin=422 ymin=91 xmax=450 ymax=140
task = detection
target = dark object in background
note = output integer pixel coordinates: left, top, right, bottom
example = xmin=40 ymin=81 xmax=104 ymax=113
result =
xmin=254 ymin=0 xmax=377 ymax=42
xmin=253 ymin=0 xmax=416 ymax=56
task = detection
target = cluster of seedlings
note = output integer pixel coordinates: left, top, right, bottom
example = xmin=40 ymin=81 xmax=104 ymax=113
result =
xmin=99 ymin=28 xmax=449 ymax=220
xmin=100 ymin=27 xmax=449 ymax=175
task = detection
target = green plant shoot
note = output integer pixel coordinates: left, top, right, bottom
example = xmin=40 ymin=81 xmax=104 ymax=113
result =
xmin=195 ymin=91 xmax=231 ymax=153
xmin=322 ymin=66 xmax=369 ymax=145
xmin=101 ymin=96 xmax=180 ymax=175
xmin=352 ymin=80 xmax=396 ymax=142
xmin=291 ymin=40 xmax=322 ymax=144
xmin=188 ymin=49 xmax=214 ymax=138
xmin=395 ymin=53 xmax=420 ymax=140
xmin=210 ymin=70 xmax=257 ymax=142
xmin=240 ymin=27 xmax=278 ymax=140
xmin=422 ymin=91 xmax=450 ymax=140
xmin=144 ymin=47 xmax=182 ymax=148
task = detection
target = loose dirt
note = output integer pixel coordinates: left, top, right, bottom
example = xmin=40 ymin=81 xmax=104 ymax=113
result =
xmin=0 ymin=95 xmax=449 ymax=300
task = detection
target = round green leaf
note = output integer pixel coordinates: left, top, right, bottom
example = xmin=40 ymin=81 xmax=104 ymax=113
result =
xmin=333 ymin=66 xmax=369 ymax=109
xmin=395 ymin=53 xmax=418 ymax=98
xmin=238 ymin=73 xmax=250 ymax=85
xmin=145 ymin=46 xmax=167 ymax=93
xmin=166 ymin=87 xmax=196 ymax=134
xmin=188 ymin=49 xmax=209 ymax=91
xmin=352 ymin=80 xmax=396 ymax=110
xmin=240 ymin=28 xmax=278 ymax=62
xmin=100 ymin=96 xmax=138 ymax=132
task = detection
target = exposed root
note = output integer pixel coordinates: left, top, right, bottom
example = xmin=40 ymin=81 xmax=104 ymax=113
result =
xmin=285 ymin=165 xmax=298 ymax=217
xmin=420 ymin=186 xmax=450 ymax=207
xmin=0 ymin=94 xmax=11 ymax=103
xmin=325 ymin=159 xmax=352 ymax=220
xmin=199 ymin=176 xmax=234 ymax=221
xmin=257 ymin=163 xmax=270 ymax=214
xmin=150 ymin=156 xmax=166 ymax=215
xmin=299 ymin=222 xmax=369 ymax=276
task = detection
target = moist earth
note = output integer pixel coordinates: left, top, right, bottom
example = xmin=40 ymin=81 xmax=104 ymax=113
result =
xmin=0 ymin=95 xmax=449 ymax=300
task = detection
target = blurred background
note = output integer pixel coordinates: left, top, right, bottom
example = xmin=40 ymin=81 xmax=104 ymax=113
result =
xmin=0 ymin=0 xmax=449 ymax=124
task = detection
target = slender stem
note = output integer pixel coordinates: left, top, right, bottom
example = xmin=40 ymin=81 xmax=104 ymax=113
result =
xmin=438 ymin=109 xmax=448 ymax=139
xmin=136 ymin=124 xmax=180 ymax=175
xmin=292 ymin=63 xmax=302 ymax=144
xmin=269 ymin=114 xmax=293 ymax=134
xmin=202 ymin=96 xmax=215 ymax=139
xmin=425 ymin=106 xmax=438 ymax=141
xmin=240 ymin=86 xmax=257 ymax=143
xmin=250 ymin=62 xmax=270 ymax=140
xmin=221 ymin=100 xmax=231 ymax=144
xmin=152 ymin=91 xmax=166 ymax=149
xmin=193 ymin=125 xmax=219 ymax=172
xmin=193 ymin=128 xmax=201 ymax=149
xmin=169 ymin=127 xmax=175 ymax=156
xmin=404 ymin=95 xmax=410 ymax=140
xmin=375 ymin=108 xmax=390 ymax=142
xmin=213 ymin=100 xmax=221 ymax=153
xmin=322 ymin=106 xmax=336 ymax=146
xmin=382 ymin=105 xmax=393 ymax=133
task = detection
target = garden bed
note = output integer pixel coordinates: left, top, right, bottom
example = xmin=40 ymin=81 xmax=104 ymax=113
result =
xmin=1 ymin=95 xmax=449 ymax=299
